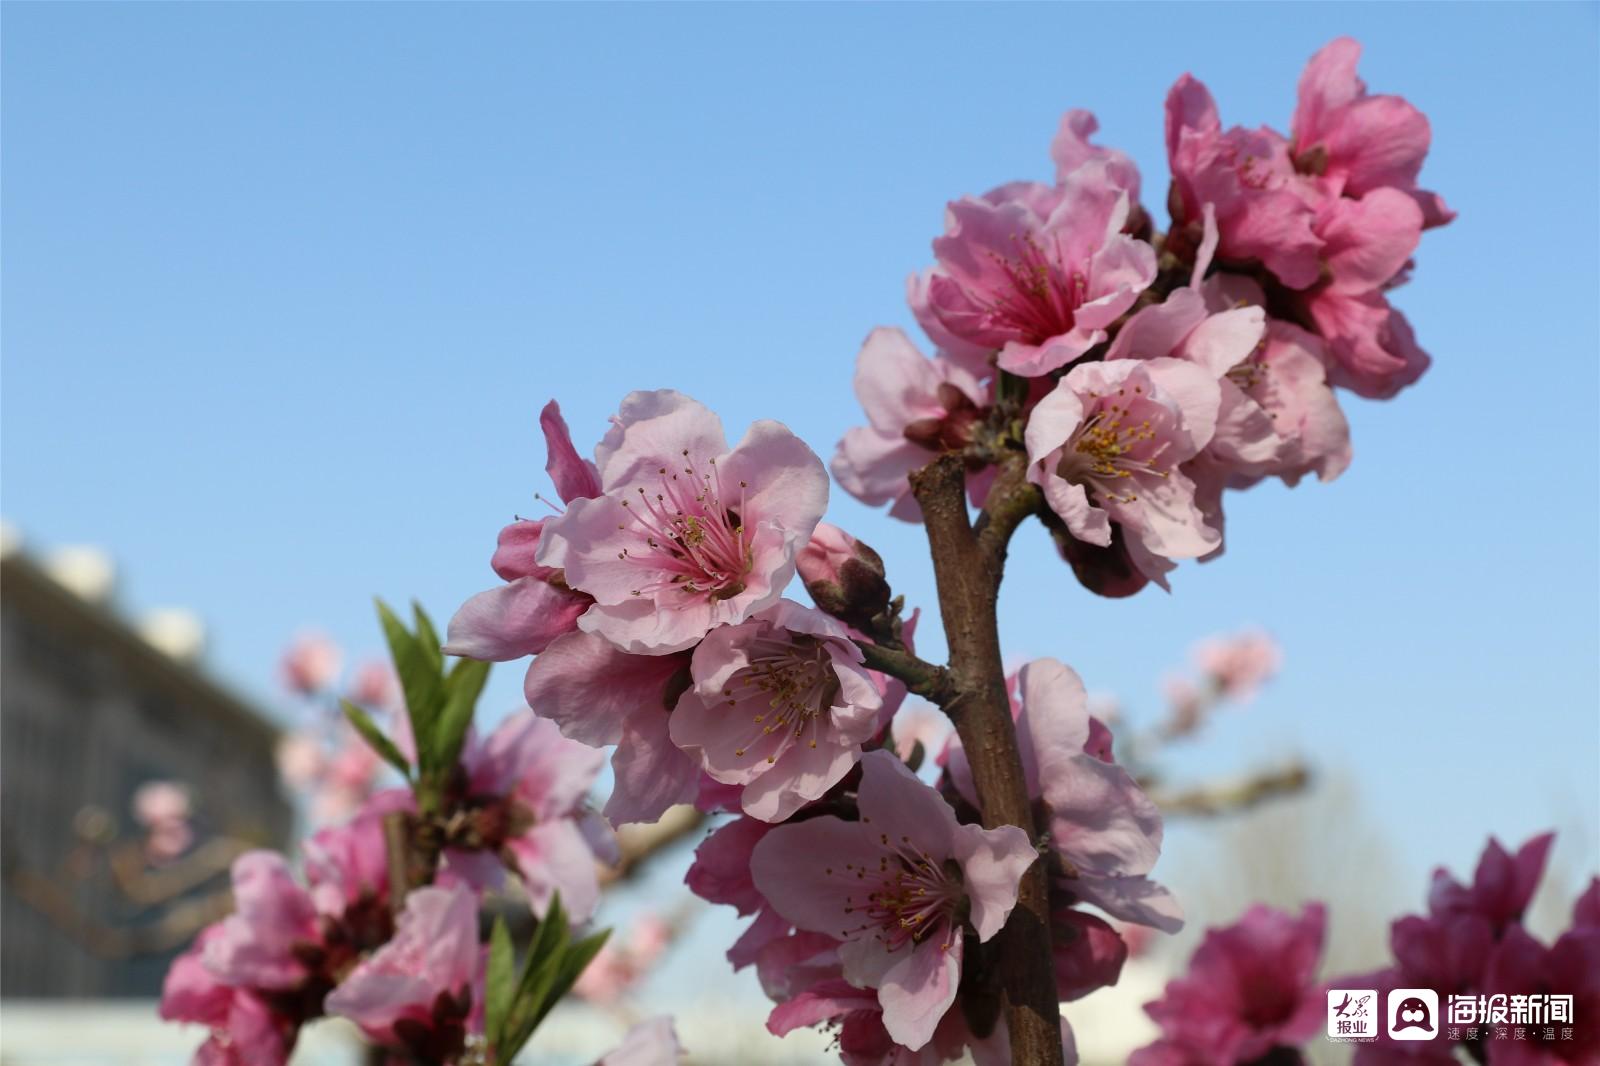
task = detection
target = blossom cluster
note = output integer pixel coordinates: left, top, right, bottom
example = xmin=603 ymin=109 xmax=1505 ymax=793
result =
xmin=836 ymin=38 xmax=1449 ymax=594
xmin=1124 ymin=835 xmax=1600 ymax=1066
xmin=160 ymin=34 xmax=1463 ymax=1066
xmin=161 ymin=624 xmax=652 ymax=1064
xmin=1338 ymin=834 xmax=1599 ymax=1065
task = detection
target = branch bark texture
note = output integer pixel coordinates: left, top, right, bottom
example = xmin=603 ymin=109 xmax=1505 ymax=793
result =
xmin=908 ymin=452 xmax=1060 ymax=1066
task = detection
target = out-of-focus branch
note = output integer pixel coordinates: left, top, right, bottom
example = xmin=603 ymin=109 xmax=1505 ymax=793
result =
xmin=4 ymin=864 xmax=234 ymax=959
xmin=600 ymin=804 xmax=705 ymax=887
xmin=1148 ymin=761 xmax=1312 ymax=818
xmin=106 ymin=836 xmax=253 ymax=905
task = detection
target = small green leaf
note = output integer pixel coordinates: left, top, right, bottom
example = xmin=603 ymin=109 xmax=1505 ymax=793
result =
xmin=340 ymin=700 xmax=410 ymax=777
xmin=434 ymin=658 xmax=490 ymax=774
xmin=412 ymin=601 xmax=445 ymax=676
xmin=376 ymin=599 xmax=443 ymax=770
xmin=485 ymin=917 xmax=516 ymax=1051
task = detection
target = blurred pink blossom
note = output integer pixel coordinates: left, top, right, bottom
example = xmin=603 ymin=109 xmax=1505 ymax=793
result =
xmin=279 ymin=633 xmax=341 ymax=697
xmin=1193 ymin=630 xmax=1282 ymax=702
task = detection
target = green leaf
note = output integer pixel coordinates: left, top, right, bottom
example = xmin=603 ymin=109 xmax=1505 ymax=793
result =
xmin=375 ymin=599 xmax=443 ymax=771
xmin=340 ymin=700 xmax=410 ymax=777
xmin=434 ymin=658 xmax=490 ymax=774
xmin=485 ymin=917 xmax=516 ymax=1052
xmin=412 ymin=601 xmax=445 ymax=676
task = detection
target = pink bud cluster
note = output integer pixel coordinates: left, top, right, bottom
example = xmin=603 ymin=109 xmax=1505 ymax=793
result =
xmin=835 ymin=38 xmax=1449 ymax=595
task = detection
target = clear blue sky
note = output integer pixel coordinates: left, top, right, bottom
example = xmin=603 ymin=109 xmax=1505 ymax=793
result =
xmin=5 ymin=3 xmax=1597 ymax=911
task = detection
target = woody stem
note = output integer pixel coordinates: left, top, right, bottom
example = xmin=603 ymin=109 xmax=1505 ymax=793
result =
xmin=908 ymin=451 xmax=1060 ymax=1066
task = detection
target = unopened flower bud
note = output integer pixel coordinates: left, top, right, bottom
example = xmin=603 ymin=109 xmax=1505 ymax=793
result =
xmin=797 ymin=523 xmax=891 ymax=629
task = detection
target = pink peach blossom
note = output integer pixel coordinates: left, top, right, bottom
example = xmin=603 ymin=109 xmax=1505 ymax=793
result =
xmin=325 ymin=884 xmax=482 ymax=1061
xmin=595 ymin=1017 xmax=684 ymax=1066
xmin=374 ymin=707 xmax=615 ymax=920
xmin=161 ymin=932 xmax=296 ymax=1066
xmin=459 ymin=710 xmax=614 ymax=921
xmin=751 ymin=750 xmax=1036 ymax=1050
xmin=1132 ymin=904 xmax=1327 ymax=1066
xmin=945 ymin=658 xmax=1182 ymax=934
xmin=913 ymin=163 xmax=1157 ymax=377
xmin=524 ymin=630 xmax=700 ymax=826
xmin=445 ymin=400 xmax=600 ymax=662
xmin=832 ymin=328 xmax=988 ymax=522
xmin=669 ymin=601 xmax=882 ymax=822
xmin=203 ymin=852 xmax=321 ymax=992
xmin=1298 ymin=189 xmax=1429 ymax=398
xmin=536 ymin=390 xmax=829 ymax=654
xmin=1052 ymin=108 xmax=1141 ymax=203
xmin=684 ymin=814 xmax=796 ymax=970
xmin=1291 ymin=37 xmax=1454 ymax=229
xmin=1165 ymin=74 xmax=1322 ymax=290
xmin=1196 ymin=275 xmax=1351 ymax=486
xmin=1025 ymin=358 xmax=1222 ymax=588
xmin=303 ymin=806 xmax=392 ymax=922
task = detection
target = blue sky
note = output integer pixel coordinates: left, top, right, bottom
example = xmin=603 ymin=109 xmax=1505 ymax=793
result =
xmin=5 ymin=1 xmax=1597 ymax=923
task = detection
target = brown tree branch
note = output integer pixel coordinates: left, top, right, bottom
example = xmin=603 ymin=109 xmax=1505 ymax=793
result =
xmin=909 ymin=453 xmax=1062 ymax=1066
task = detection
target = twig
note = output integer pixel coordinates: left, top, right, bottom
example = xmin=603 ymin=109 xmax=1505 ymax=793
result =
xmin=852 ymin=640 xmax=957 ymax=705
xmin=908 ymin=453 xmax=1062 ymax=1066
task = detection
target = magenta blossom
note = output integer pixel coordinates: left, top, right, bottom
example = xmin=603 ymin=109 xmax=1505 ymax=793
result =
xmin=832 ymin=328 xmax=989 ymax=522
xmin=1025 ymin=357 xmax=1222 ymax=588
xmin=524 ymin=630 xmax=701 ymax=825
xmin=670 ymin=600 xmax=882 ymax=822
xmin=1428 ymin=832 xmax=1555 ymax=936
xmin=1480 ymin=923 xmax=1600 ymax=1065
xmin=535 ymin=390 xmax=828 ymax=654
xmin=913 ymin=162 xmax=1157 ymax=377
xmin=325 ymin=884 xmax=482 ymax=1063
xmin=684 ymin=813 xmax=796 ymax=970
xmin=445 ymin=400 xmax=599 ymax=662
xmin=751 ymin=750 xmax=1036 ymax=1050
xmin=1132 ymin=904 xmax=1327 ymax=1066
xmin=1291 ymin=37 xmax=1454 ymax=230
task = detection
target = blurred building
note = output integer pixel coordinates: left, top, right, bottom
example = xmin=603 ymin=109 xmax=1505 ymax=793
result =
xmin=1 ymin=530 xmax=292 ymax=998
